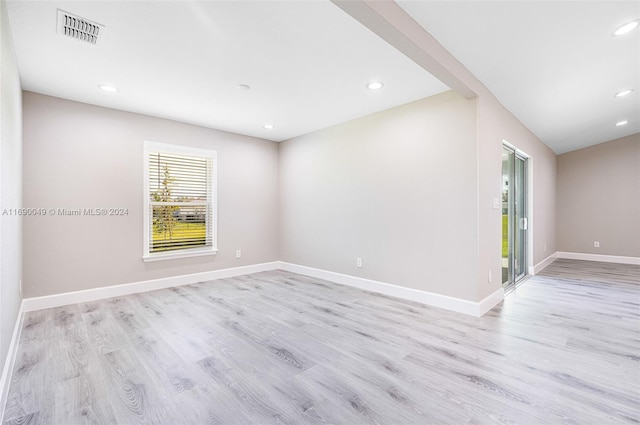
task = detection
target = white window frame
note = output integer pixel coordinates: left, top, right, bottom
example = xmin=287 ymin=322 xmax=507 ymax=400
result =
xmin=143 ymin=141 xmax=218 ymax=262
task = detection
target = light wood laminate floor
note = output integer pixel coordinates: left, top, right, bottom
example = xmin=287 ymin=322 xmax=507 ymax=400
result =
xmin=3 ymin=259 xmax=639 ymax=424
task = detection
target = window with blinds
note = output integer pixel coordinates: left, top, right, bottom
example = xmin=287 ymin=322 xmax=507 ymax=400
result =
xmin=143 ymin=141 xmax=217 ymax=260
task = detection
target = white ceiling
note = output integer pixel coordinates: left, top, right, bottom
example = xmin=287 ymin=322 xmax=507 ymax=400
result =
xmin=5 ymin=0 xmax=448 ymax=142
xmin=398 ymin=0 xmax=640 ymax=154
xmin=6 ymin=1 xmax=640 ymax=153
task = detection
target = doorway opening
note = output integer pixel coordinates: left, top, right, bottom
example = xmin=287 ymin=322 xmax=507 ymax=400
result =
xmin=502 ymin=145 xmax=528 ymax=292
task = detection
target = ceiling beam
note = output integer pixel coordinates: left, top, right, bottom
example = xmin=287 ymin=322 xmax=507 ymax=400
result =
xmin=331 ymin=0 xmax=478 ymax=99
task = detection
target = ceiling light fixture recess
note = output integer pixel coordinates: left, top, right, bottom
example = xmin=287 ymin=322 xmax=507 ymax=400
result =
xmin=98 ymin=84 xmax=118 ymax=93
xmin=615 ymin=120 xmax=629 ymax=127
xmin=367 ymin=81 xmax=384 ymax=90
xmin=615 ymin=89 xmax=634 ymax=97
xmin=613 ymin=19 xmax=639 ymax=37
xmin=263 ymin=124 xmax=274 ymax=130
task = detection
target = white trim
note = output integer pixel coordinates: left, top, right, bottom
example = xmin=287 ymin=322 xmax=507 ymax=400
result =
xmin=555 ymin=252 xmax=640 ymax=265
xmin=0 ymin=301 xmax=24 ymax=424
xmin=278 ymin=262 xmax=503 ymax=317
xmin=502 ymin=140 xmax=531 ymax=158
xmin=478 ymin=287 xmax=505 ymax=316
xmin=22 ymin=262 xmax=279 ymax=312
xmin=14 ymin=260 xmax=510 ymax=316
xmin=530 ymin=252 xmax=558 ymax=275
xmin=142 ymin=248 xmax=218 ymax=262
xmin=15 ymin=260 xmax=508 ymax=318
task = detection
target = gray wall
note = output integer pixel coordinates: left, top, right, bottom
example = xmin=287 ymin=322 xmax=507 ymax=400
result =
xmin=22 ymin=87 xmax=558 ymax=307
xmin=0 ymin=0 xmax=23 ymax=371
xmin=557 ymin=133 xmax=640 ymax=257
xmin=280 ymin=88 xmax=558 ymax=303
xmin=23 ymin=92 xmax=279 ymax=297
xmin=477 ymin=95 xmax=557 ymax=298
xmin=280 ymin=91 xmax=480 ymax=301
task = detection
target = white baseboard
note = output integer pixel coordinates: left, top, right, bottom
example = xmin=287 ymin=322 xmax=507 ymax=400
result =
xmin=556 ymin=252 xmax=640 ymax=265
xmin=15 ymin=258 xmax=505 ymax=318
xmin=2 ymin=260 xmax=507 ymax=415
xmin=478 ymin=287 xmax=506 ymax=316
xmin=0 ymin=301 xmax=25 ymax=424
xmin=530 ymin=252 xmax=558 ymax=275
xmin=278 ymin=262 xmax=503 ymax=317
xmin=22 ymin=262 xmax=280 ymax=312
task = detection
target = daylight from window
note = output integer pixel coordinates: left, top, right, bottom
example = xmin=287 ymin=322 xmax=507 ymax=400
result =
xmin=148 ymin=151 xmax=213 ymax=253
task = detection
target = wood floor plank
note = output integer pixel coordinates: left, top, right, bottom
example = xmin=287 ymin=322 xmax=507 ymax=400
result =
xmin=3 ymin=259 xmax=640 ymax=424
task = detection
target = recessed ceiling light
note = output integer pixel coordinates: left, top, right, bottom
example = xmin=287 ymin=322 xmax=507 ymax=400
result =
xmin=613 ymin=19 xmax=639 ymax=37
xmin=615 ymin=120 xmax=629 ymax=127
xmin=615 ymin=89 xmax=634 ymax=97
xmin=367 ymin=81 xmax=384 ymax=90
xmin=263 ymin=124 xmax=274 ymax=130
xmin=236 ymin=84 xmax=251 ymax=91
xmin=98 ymin=84 xmax=118 ymax=93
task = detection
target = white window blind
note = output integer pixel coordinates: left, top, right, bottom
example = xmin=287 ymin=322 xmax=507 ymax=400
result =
xmin=143 ymin=142 xmax=217 ymax=260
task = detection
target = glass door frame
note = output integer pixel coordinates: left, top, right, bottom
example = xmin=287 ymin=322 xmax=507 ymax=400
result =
xmin=502 ymin=143 xmax=529 ymax=292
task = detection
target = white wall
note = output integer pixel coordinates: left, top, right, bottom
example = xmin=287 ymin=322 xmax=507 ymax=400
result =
xmin=557 ymin=133 xmax=640 ymax=257
xmin=0 ymin=0 xmax=23 ymax=370
xmin=22 ymin=92 xmax=279 ymax=297
xmin=280 ymin=91 xmax=480 ymax=301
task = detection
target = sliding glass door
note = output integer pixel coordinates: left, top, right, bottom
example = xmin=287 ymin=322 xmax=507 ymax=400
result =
xmin=502 ymin=146 xmax=528 ymax=291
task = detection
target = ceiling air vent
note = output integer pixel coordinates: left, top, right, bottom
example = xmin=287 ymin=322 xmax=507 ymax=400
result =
xmin=57 ymin=10 xmax=104 ymax=45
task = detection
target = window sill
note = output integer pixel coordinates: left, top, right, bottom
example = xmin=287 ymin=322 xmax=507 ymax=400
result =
xmin=143 ymin=249 xmax=218 ymax=262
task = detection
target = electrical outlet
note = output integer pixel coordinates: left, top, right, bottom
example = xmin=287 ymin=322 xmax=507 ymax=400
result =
xmin=544 ymin=243 xmax=547 ymax=252
xmin=356 ymin=257 xmax=362 ymax=268
xmin=492 ymin=198 xmax=501 ymax=209
xmin=236 ymin=249 xmax=242 ymax=259
xmin=488 ymin=270 xmax=492 ymax=283
xmin=593 ymin=241 xmax=600 ymax=248
xmin=19 ymin=279 xmax=22 ymax=297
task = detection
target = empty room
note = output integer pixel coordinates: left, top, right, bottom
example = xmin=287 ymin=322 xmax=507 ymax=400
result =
xmin=1 ymin=0 xmax=639 ymax=424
